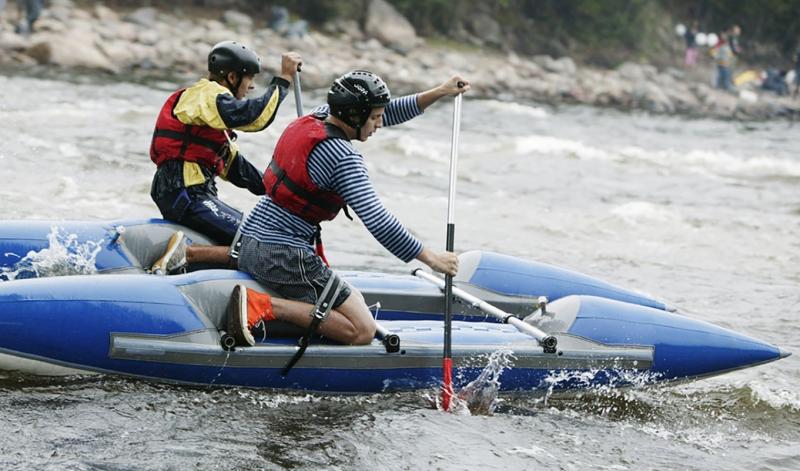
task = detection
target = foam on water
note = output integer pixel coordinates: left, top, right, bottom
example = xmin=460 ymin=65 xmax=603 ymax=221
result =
xmin=482 ymin=99 xmax=549 ymax=118
xmin=747 ymin=381 xmax=800 ymax=412
xmin=1 ymin=226 xmax=103 ymax=280
xmin=609 ymin=201 xmax=687 ymax=227
xmin=618 ymin=146 xmax=800 ymax=180
xmin=515 ymin=133 xmax=800 ymax=181
xmin=515 ymin=134 xmax=611 ymax=160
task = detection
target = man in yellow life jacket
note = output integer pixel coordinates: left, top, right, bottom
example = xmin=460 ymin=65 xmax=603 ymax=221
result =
xmin=149 ymin=41 xmax=301 ymax=274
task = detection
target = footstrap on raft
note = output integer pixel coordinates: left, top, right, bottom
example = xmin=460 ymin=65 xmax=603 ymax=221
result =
xmin=281 ymin=275 xmax=344 ymax=376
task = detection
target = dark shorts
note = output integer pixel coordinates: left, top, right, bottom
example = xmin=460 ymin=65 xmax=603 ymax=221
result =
xmin=238 ymin=236 xmax=351 ymax=308
xmin=155 ymin=188 xmax=242 ymax=246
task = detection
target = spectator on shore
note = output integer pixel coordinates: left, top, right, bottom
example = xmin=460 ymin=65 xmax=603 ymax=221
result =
xmin=684 ymin=21 xmax=699 ymax=68
xmin=761 ymin=69 xmax=789 ymax=96
xmin=14 ymin=0 xmax=43 ymax=36
xmin=712 ymin=32 xmax=734 ymax=91
xmin=0 ymin=1 xmax=7 ymax=30
xmin=269 ymin=6 xmax=307 ymax=39
xmin=793 ymin=46 xmax=800 ymax=99
xmin=728 ymin=25 xmax=742 ymax=57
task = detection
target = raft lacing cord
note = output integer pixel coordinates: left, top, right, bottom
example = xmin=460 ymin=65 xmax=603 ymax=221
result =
xmin=281 ymin=274 xmax=344 ymax=376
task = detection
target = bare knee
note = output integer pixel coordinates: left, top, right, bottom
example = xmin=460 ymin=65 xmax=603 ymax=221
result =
xmin=335 ymin=291 xmax=376 ymax=345
xmin=351 ymin=319 xmax=376 ymax=345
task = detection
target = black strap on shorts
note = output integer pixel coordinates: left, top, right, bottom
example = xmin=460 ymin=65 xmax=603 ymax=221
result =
xmin=281 ymin=274 xmax=344 ymax=377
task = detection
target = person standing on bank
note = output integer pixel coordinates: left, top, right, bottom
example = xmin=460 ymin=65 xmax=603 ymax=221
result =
xmin=228 ymin=70 xmax=469 ymax=346
xmin=793 ymin=45 xmax=800 ymax=99
xmin=149 ymin=41 xmax=301 ymax=274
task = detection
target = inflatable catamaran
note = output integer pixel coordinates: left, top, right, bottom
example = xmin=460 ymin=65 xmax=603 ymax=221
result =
xmin=0 ymin=219 xmax=789 ymax=392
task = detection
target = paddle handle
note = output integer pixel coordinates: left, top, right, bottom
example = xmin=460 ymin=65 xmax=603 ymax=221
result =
xmin=446 ymin=93 xmax=462 ymax=224
xmin=293 ymin=69 xmax=303 ymax=117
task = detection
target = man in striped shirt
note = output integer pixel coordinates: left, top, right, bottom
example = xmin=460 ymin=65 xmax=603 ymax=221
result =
xmin=228 ymin=70 xmax=469 ymax=347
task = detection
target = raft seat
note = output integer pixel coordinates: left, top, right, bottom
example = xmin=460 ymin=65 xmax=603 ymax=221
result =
xmin=116 ymin=221 xmax=217 ymax=272
xmin=175 ymin=273 xmax=306 ymax=338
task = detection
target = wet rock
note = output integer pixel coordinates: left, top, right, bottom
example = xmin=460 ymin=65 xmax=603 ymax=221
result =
xmin=705 ymin=91 xmax=738 ymax=116
xmin=632 ymin=81 xmax=674 ymax=113
xmin=464 ymin=13 xmax=503 ymax=48
xmin=93 ymin=5 xmax=119 ymax=23
xmin=222 ymin=11 xmax=252 ymax=32
xmin=49 ymin=0 xmax=75 ymax=8
xmin=26 ymin=29 xmax=118 ymax=73
xmin=322 ymin=19 xmax=363 ymax=41
xmin=0 ymin=31 xmax=28 ymax=51
xmin=137 ymin=29 xmax=159 ymax=46
xmin=364 ymin=0 xmax=419 ymax=54
xmin=534 ymin=55 xmax=576 ymax=76
xmin=124 ymin=7 xmax=157 ymax=28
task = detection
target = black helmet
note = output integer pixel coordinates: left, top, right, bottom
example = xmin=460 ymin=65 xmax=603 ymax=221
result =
xmin=208 ymin=41 xmax=261 ymax=77
xmin=328 ymin=70 xmax=391 ymax=130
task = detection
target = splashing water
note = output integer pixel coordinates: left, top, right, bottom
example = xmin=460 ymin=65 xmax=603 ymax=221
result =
xmin=428 ymin=349 xmax=516 ymax=415
xmin=1 ymin=226 xmax=104 ymax=280
xmin=540 ymin=368 xmax=664 ymax=406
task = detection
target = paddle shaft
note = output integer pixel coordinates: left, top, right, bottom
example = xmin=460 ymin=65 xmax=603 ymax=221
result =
xmin=293 ymin=70 xmax=303 ymax=117
xmin=414 ymin=269 xmax=558 ymax=351
xmin=442 ymin=89 xmax=463 ymax=411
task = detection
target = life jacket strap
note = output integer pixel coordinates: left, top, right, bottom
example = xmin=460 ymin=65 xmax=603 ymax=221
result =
xmin=267 ymin=160 xmax=343 ymax=214
xmin=153 ymin=128 xmax=227 ymax=157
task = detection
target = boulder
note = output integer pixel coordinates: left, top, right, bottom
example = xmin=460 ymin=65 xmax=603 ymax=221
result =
xmin=0 ymin=31 xmax=28 ymax=51
xmin=364 ymin=0 xmax=418 ymax=54
xmin=533 ymin=55 xmax=576 ymax=76
xmin=617 ymin=62 xmax=658 ymax=82
xmin=124 ymin=7 xmax=157 ymax=28
xmin=49 ymin=0 xmax=75 ymax=8
xmin=26 ymin=29 xmax=118 ymax=73
xmin=322 ymin=19 xmax=363 ymax=40
xmin=632 ymin=81 xmax=674 ymax=113
xmin=97 ymin=39 xmax=139 ymax=68
xmin=93 ymin=5 xmax=119 ymax=23
xmin=464 ymin=12 xmax=503 ymax=48
xmin=137 ymin=29 xmax=160 ymax=46
xmin=222 ymin=11 xmax=253 ymax=32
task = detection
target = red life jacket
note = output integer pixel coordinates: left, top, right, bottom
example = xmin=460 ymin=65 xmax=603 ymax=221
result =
xmin=149 ymin=89 xmax=228 ymax=174
xmin=263 ymin=115 xmax=347 ymax=224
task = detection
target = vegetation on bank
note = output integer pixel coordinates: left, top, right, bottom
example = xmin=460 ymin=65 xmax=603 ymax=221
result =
xmin=101 ymin=0 xmax=800 ymax=68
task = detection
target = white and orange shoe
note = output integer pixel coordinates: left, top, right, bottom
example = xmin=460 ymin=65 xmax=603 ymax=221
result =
xmin=226 ymin=284 xmax=275 ymax=346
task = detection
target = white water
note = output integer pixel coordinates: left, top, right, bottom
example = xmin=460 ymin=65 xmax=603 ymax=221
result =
xmin=1 ymin=226 xmax=103 ymax=280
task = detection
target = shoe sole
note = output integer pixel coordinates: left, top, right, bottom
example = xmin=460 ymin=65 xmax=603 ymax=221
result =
xmin=152 ymin=231 xmax=185 ymax=274
xmin=227 ymin=284 xmax=255 ymax=346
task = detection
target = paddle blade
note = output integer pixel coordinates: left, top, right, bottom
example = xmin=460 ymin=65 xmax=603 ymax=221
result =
xmin=442 ymin=357 xmax=454 ymax=411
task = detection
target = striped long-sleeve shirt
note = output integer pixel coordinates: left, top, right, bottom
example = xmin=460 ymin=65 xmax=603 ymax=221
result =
xmin=239 ymin=94 xmax=424 ymax=262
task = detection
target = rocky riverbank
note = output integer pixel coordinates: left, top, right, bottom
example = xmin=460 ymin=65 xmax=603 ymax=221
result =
xmin=1 ymin=0 xmax=798 ymax=120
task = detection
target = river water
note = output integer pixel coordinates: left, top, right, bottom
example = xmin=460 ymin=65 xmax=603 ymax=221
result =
xmin=0 ymin=73 xmax=798 ymax=470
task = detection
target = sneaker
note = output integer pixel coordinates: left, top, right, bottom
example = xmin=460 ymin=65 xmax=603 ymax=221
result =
xmin=151 ymin=231 xmax=187 ymax=275
xmin=227 ymin=284 xmax=255 ymax=346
